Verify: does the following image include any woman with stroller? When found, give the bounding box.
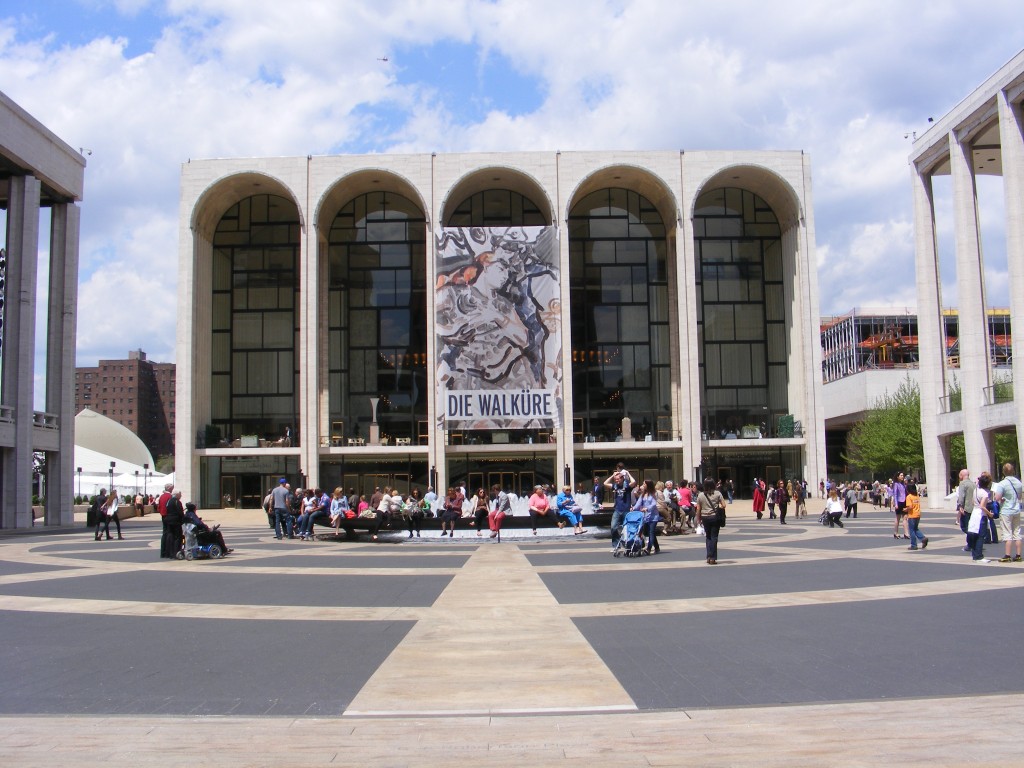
[632,479,661,554]
[696,477,727,564]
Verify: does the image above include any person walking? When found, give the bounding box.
[891,472,909,539]
[775,479,788,524]
[696,477,727,564]
[752,478,766,519]
[765,483,776,519]
[95,489,123,540]
[905,483,928,550]
[845,483,859,518]
[992,463,1022,563]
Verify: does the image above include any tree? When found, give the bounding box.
[843,376,923,476]
[155,454,175,474]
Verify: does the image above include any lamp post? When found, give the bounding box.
[134,470,139,495]
[143,463,149,498]
[109,461,116,495]
[76,467,82,499]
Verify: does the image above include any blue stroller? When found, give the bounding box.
[613,510,646,558]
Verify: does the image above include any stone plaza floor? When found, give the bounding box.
[0,501,1021,766]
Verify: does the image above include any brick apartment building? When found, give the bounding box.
[75,350,175,459]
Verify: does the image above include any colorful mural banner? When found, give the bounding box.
[435,226,562,429]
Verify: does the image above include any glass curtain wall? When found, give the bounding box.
[694,188,785,439]
[327,192,427,443]
[210,194,299,444]
[568,188,670,441]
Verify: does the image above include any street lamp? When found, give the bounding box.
[109,461,115,495]
[134,470,139,495]
[143,463,149,497]
[76,467,82,499]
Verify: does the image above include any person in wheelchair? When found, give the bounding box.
[184,502,232,553]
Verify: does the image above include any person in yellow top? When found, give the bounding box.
[906,482,928,551]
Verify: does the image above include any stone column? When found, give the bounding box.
[949,129,992,473]
[912,167,949,506]
[997,91,1024,466]
[44,202,80,526]
[1,175,41,529]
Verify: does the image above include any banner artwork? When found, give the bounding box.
[435,226,562,430]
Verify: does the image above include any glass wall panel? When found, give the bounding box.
[210,194,299,442]
[328,193,427,443]
[570,188,670,440]
[695,188,785,437]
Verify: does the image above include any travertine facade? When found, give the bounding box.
[0,90,84,527]
[910,50,1024,503]
[178,150,825,507]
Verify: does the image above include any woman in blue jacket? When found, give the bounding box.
[632,479,661,554]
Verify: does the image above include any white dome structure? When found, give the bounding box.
[74,408,156,471]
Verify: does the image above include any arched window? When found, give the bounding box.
[694,187,786,438]
[569,188,670,440]
[210,194,299,443]
[327,192,427,442]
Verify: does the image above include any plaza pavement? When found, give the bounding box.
[0,499,1021,766]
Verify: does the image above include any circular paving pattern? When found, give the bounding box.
[1,503,1021,765]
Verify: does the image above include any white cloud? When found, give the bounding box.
[2,0,1023,370]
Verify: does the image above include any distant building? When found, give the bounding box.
[75,350,175,459]
[820,308,1013,479]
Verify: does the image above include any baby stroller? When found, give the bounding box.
[613,510,647,558]
[177,522,227,560]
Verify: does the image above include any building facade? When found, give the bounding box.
[910,50,1024,504]
[0,90,84,527]
[178,151,825,508]
[75,350,176,459]
[820,307,1013,480]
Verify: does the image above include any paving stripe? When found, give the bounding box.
[344,542,637,715]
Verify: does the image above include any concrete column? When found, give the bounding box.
[299,183,319,492]
[44,203,80,526]
[677,154,701,474]
[997,91,1024,465]
[794,153,826,489]
[1,175,41,529]
[949,129,992,473]
[912,167,949,506]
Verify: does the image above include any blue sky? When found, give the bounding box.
[2,0,1024,399]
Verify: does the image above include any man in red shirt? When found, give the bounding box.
[157,483,175,558]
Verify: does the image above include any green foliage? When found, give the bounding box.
[948,432,1019,473]
[843,375,923,475]
[155,454,175,474]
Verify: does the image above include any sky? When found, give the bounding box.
[2,0,1023,396]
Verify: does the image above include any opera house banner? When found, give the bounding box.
[435,226,562,430]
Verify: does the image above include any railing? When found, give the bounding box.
[32,411,59,429]
[939,394,962,413]
[984,380,1014,405]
